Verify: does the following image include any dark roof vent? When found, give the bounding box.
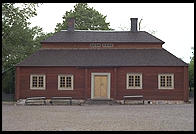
[130,18,138,32]
[67,18,75,32]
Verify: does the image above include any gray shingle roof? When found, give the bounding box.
[16,49,188,67]
[41,30,164,43]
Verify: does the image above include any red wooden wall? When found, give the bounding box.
[15,66,189,101]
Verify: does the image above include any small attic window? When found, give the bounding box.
[90,43,101,47]
[102,43,113,47]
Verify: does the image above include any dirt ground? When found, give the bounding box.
[2,101,194,131]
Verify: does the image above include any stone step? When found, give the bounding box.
[85,98,118,105]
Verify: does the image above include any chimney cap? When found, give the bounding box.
[130,18,138,20]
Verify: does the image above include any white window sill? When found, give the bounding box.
[127,87,143,89]
[58,88,73,90]
[158,87,174,90]
[30,88,46,90]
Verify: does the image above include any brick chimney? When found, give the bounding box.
[130,18,138,32]
[67,18,75,32]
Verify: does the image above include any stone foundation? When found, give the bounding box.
[145,100,186,104]
[116,100,187,105]
[16,99,188,105]
[16,99,85,105]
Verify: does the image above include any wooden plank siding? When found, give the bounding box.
[41,42,162,49]
[15,66,188,101]
[116,67,187,100]
[183,66,189,102]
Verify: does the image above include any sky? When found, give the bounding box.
[29,3,194,63]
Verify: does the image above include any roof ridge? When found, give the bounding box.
[61,30,147,32]
[41,30,164,44]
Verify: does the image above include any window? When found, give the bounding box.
[127,73,142,89]
[102,43,113,47]
[90,43,113,48]
[158,74,174,89]
[30,75,46,90]
[58,75,73,90]
[90,43,101,47]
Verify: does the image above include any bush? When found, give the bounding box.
[2,69,15,94]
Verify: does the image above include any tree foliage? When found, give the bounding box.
[2,69,15,94]
[188,47,194,88]
[2,3,53,70]
[2,3,41,69]
[2,3,52,94]
[55,3,112,32]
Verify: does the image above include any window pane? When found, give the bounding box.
[66,76,72,88]
[60,76,65,88]
[160,76,165,87]
[38,76,44,87]
[135,75,140,87]
[32,76,37,87]
[166,76,172,87]
[128,75,134,87]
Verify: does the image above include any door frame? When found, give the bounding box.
[91,73,111,99]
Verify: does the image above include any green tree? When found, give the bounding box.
[189,47,194,91]
[2,3,51,95]
[2,3,53,70]
[55,3,112,32]
[2,3,42,69]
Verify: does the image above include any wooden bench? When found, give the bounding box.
[25,97,46,105]
[50,97,72,105]
[123,95,144,104]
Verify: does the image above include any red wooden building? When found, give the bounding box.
[15,18,189,102]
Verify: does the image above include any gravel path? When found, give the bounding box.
[2,103,194,131]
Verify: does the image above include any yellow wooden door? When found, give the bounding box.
[94,75,108,98]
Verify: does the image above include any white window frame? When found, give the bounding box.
[158,74,174,89]
[126,73,142,89]
[102,43,113,47]
[90,43,101,47]
[30,74,46,90]
[58,74,74,90]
